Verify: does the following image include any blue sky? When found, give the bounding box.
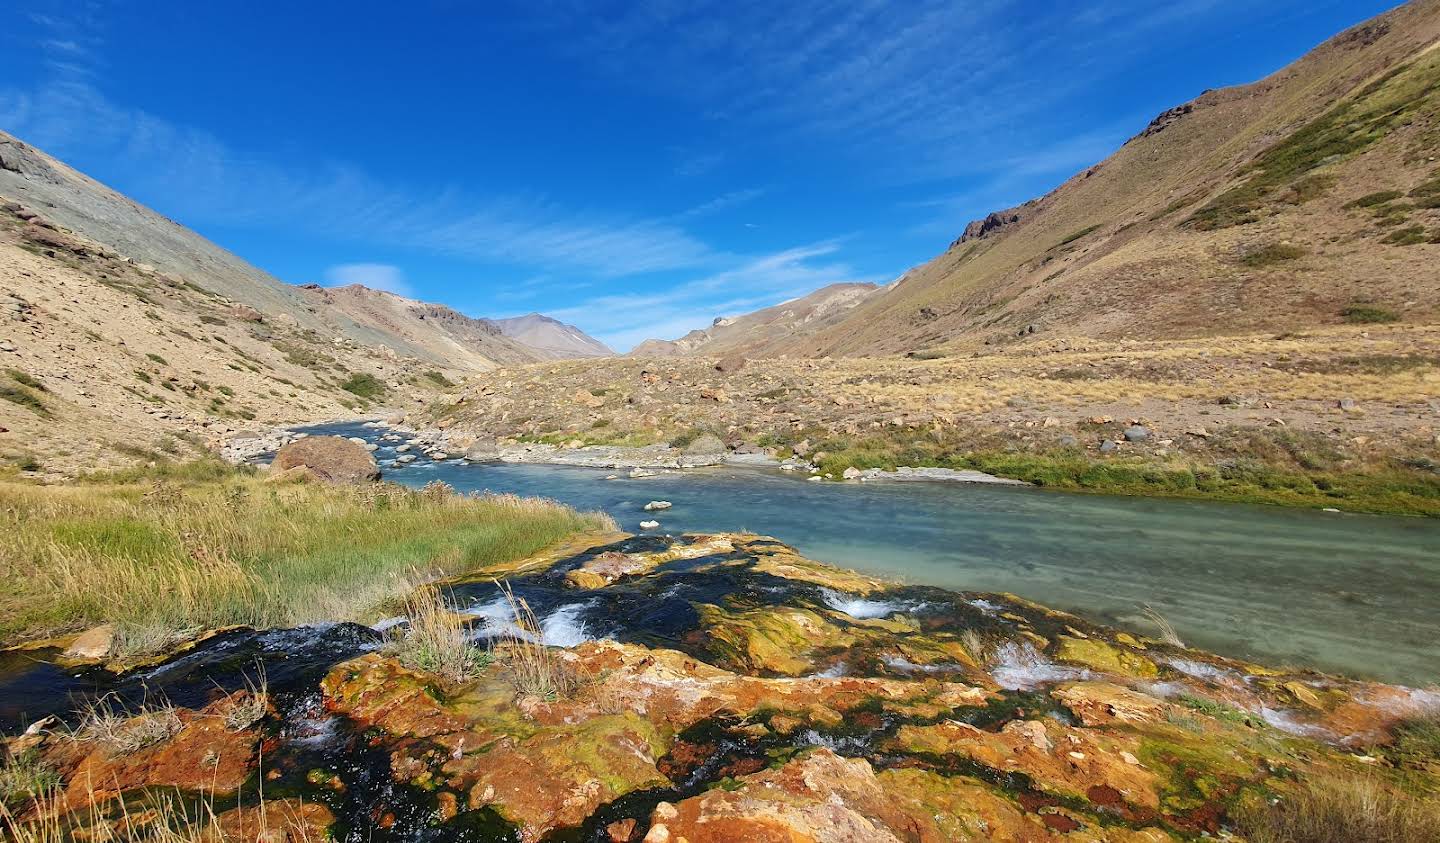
[0,1,1398,350]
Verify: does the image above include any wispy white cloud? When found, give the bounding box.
[1,75,719,279]
[323,263,413,297]
[548,241,878,351]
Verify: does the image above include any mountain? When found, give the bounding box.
[0,129,547,373]
[295,284,538,370]
[760,0,1440,357]
[493,313,613,359]
[0,129,557,475]
[630,282,883,358]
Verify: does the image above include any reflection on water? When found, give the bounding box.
[303,423,1440,687]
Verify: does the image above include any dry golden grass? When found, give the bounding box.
[0,464,614,655]
[493,579,585,701]
[1238,772,1440,843]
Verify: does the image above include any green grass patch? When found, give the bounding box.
[1382,225,1429,246]
[1239,243,1306,267]
[0,465,614,653]
[1053,224,1102,248]
[1187,51,1440,231]
[0,382,49,418]
[1346,190,1404,209]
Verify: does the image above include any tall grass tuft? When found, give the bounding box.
[391,585,491,682]
[493,579,585,701]
[0,463,613,656]
[1142,604,1185,648]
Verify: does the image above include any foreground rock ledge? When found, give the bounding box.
[8,534,1438,842]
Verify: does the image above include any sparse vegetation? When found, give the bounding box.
[1236,772,1440,843]
[74,695,183,753]
[6,369,46,391]
[1188,51,1440,230]
[0,751,60,807]
[0,463,613,653]
[1,373,51,418]
[1347,190,1404,208]
[145,353,168,365]
[1382,225,1429,246]
[1240,243,1306,267]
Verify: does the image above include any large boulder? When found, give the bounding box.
[271,436,380,483]
[682,433,726,455]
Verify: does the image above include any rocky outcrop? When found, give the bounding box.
[270,435,380,483]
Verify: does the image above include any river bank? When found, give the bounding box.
[3,532,1437,842]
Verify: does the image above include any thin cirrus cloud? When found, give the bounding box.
[546,241,877,351]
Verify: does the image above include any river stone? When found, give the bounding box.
[1099,439,1118,454]
[682,433,726,455]
[64,623,117,661]
[643,500,672,511]
[272,436,380,484]
[1123,425,1150,442]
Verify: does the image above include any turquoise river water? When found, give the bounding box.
[303,422,1440,688]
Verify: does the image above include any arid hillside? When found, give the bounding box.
[639,1,1440,359]
[631,282,884,357]
[0,201,489,475]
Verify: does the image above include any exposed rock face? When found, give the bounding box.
[955,202,1038,244]
[271,435,380,483]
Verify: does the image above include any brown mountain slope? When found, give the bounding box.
[774,0,1440,357]
[630,282,884,357]
[295,284,539,371]
[493,313,613,359]
[0,129,549,372]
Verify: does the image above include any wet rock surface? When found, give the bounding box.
[4,534,1437,841]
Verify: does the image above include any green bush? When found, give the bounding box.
[1342,305,1400,324]
[145,353,168,365]
[340,372,386,399]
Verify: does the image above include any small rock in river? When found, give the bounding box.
[643,500,672,511]
[639,520,660,530]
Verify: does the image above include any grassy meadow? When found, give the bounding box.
[0,461,614,656]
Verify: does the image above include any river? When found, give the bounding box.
[303,421,1440,688]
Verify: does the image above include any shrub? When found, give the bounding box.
[145,353,167,365]
[1342,305,1400,324]
[1240,243,1307,267]
[340,372,386,399]
[422,370,456,389]
[198,314,226,326]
